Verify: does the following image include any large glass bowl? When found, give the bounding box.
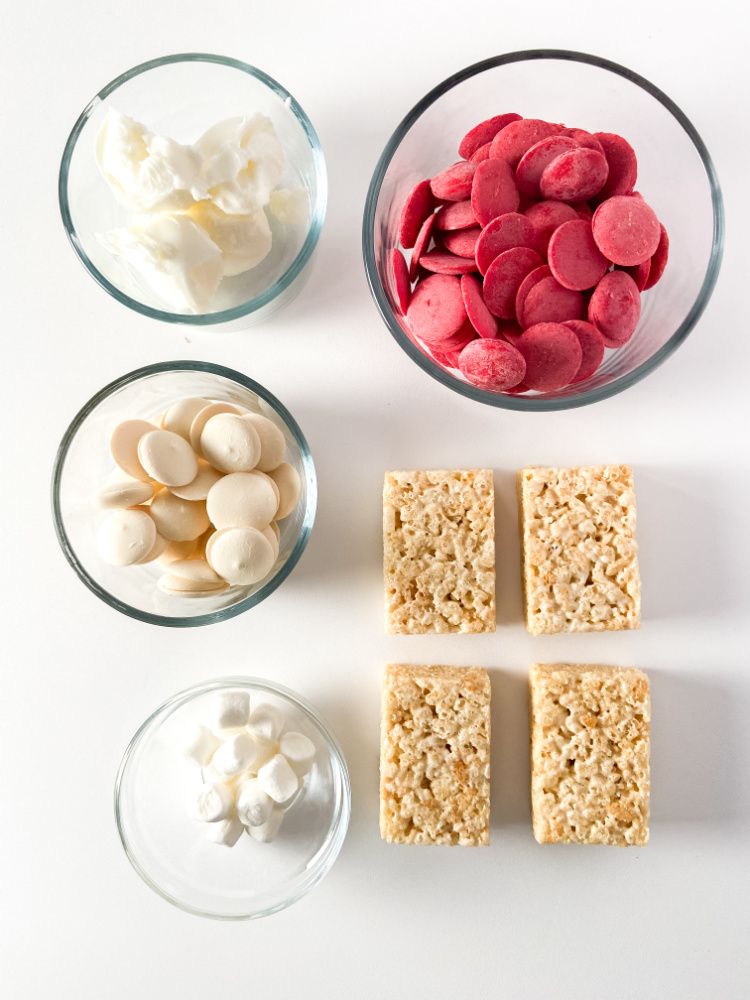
[59,54,326,330]
[363,50,724,410]
[51,361,316,627]
[115,677,351,919]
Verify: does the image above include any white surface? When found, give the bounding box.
[1,2,749,998]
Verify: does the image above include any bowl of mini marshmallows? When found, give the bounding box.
[363,49,723,409]
[51,361,316,626]
[115,677,350,919]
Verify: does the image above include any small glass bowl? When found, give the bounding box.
[51,361,316,627]
[59,53,326,329]
[363,49,724,410]
[115,677,351,920]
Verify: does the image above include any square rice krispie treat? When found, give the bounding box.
[529,663,650,846]
[518,464,641,635]
[380,664,491,845]
[383,469,495,634]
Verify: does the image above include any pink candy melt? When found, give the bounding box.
[521,275,583,328]
[592,195,661,266]
[515,136,578,198]
[592,132,638,200]
[562,319,605,383]
[482,247,543,319]
[430,161,478,201]
[588,270,641,347]
[643,224,669,290]
[471,158,520,227]
[547,219,610,291]
[515,322,583,391]
[406,274,466,344]
[515,264,552,327]
[390,249,411,313]
[409,212,437,281]
[443,227,482,258]
[398,180,434,250]
[489,119,562,168]
[458,112,522,159]
[461,274,498,339]
[458,338,526,391]
[419,251,478,275]
[435,200,477,230]
[539,147,609,202]
[475,213,542,274]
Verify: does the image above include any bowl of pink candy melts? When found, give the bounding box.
[363,50,723,409]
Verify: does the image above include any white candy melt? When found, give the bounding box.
[200,415,261,474]
[110,419,154,481]
[137,430,198,487]
[210,690,251,731]
[206,472,278,531]
[186,781,233,822]
[280,732,316,777]
[235,777,273,827]
[175,723,222,767]
[212,733,257,778]
[243,414,286,473]
[149,492,209,542]
[246,703,285,743]
[257,754,299,804]
[97,508,156,566]
[205,814,244,847]
[99,214,223,314]
[208,526,275,586]
[268,462,302,519]
[87,480,155,510]
[248,806,284,843]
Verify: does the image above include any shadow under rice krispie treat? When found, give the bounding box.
[380,664,491,845]
[529,663,650,846]
[518,464,641,635]
[383,469,495,634]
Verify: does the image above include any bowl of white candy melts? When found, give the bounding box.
[51,361,316,627]
[59,54,326,329]
[115,678,350,919]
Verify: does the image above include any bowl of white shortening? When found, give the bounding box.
[59,54,327,329]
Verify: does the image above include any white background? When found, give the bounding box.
[1,1,748,997]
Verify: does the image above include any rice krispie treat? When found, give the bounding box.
[529,663,650,846]
[383,469,495,634]
[518,464,641,635]
[380,664,491,845]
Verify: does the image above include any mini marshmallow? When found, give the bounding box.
[212,733,257,778]
[186,781,233,822]
[246,702,285,743]
[235,777,273,827]
[205,814,244,847]
[175,723,222,767]
[257,753,299,804]
[248,805,284,843]
[247,738,280,774]
[279,731,316,777]
[210,690,251,731]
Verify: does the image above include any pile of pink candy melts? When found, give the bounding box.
[391,113,669,394]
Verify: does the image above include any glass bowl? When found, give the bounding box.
[51,361,316,627]
[362,49,724,410]
[115,677,351,920]
[59,53,327,330]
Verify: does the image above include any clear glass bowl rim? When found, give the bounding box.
[50,360,317,627]
[58,52,328,326]
[114,675,352,920]
[362,48,725,411]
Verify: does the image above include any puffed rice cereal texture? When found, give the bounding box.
[518,465,641,635]
[530,663,650,846]
[383,469,495,634]
[380,664,491,845]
